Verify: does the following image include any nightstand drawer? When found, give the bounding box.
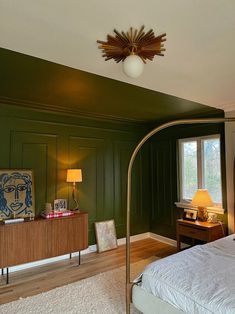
[178,225,207,241]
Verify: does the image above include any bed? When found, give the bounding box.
[126,117,235,314]
[132,235,235,314]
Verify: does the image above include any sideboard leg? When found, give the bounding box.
[78,251,81,266]
[6,268,9,284]
[69,253,72,259]
[1,268,4,276]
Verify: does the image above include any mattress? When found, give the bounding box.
[139,234,235,314]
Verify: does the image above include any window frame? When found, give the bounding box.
[178,134,222,207]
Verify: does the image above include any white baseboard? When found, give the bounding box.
[149,232,189,249]
[117,232,150,245]
[149,232,177,247]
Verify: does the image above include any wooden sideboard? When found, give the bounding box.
[0,212,88,283]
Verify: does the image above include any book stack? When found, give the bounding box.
[41,210,75,219]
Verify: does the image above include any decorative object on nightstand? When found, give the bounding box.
[207,212,218,223]
[183,208,197,221]
[191,189,213,222]
[66,169,82,211]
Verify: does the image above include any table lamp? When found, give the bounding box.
[66,169,82,211]
[191,189,213,221]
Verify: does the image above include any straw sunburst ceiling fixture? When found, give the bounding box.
[97,26,166,78]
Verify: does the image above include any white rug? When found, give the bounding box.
[0,258,156,314]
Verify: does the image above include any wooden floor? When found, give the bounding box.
[0,238,177,305]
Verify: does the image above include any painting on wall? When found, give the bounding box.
[95,219,118,253]
[0,169,35,219]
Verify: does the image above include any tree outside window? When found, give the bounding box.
[179,135,222,205]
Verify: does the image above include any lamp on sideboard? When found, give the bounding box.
[66,169,82,211]
[191,189,213,221]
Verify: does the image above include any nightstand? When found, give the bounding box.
[176,219,225,251]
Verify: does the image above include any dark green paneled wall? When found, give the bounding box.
[149,123,226,239]
[0,103,150,244]
[0,102,225,244]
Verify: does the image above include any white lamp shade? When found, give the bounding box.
[191,189,213,207]
[66,169,82,183]
[123,55,144,78]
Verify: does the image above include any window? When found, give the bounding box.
[179,135,222,205]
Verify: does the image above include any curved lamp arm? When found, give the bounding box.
[126,117,235,314]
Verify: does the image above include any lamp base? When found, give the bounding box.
[70,208,80,213]
[71,195,80,212]
[197,207,207,222]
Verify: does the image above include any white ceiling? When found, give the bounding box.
[0,0,235,111]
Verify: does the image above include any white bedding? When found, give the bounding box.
[139,234,235,314]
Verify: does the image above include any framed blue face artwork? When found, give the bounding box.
[0,169,35,219]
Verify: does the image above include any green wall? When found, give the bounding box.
[0,102,225,243]
[149,123,226,239]
[0,103,151,244]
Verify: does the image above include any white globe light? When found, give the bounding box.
[123,55,144,78]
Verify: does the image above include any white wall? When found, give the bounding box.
[225,111,235,233]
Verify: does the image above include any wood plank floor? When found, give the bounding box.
[0,238,177,305]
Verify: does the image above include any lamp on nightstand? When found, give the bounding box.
[191,189,213,221]
[66,169,82,211]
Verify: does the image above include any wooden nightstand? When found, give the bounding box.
[176,219,225,251]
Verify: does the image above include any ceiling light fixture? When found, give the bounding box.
[97,26,166,78]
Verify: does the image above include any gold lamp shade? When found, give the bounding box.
[66,169,82,183]
[191,189,213,207]
[191,189,213,221]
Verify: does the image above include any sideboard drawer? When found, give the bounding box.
[178,225,207,241]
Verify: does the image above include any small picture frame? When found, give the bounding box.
[95,219,118,253]
[54,199,67,211]
[183,209,197,221]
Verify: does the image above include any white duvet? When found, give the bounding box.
[140,234,235,313]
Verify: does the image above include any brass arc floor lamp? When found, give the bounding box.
[126,117,235,314]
